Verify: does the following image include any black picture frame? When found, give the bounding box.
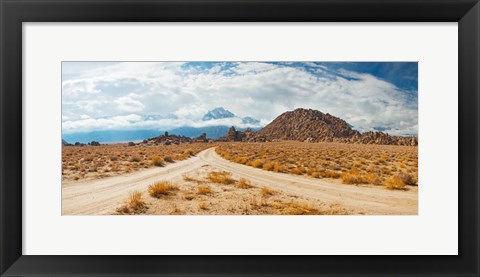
[1,0,479,276]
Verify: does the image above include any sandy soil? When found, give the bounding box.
[62,147,417,215]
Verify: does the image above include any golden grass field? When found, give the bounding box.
[62,143,217,181]
[216,141,418,190]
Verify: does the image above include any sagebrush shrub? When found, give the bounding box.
[148,181,178,197]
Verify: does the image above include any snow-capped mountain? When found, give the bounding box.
[201,107,235,121]
[202,107,260,126]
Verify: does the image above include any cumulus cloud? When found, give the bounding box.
[62,62,418,136]
[114,93,145,112]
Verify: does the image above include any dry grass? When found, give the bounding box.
[246,191,350,215]
[62,143,216,181]
[116,191,147,214]
[260,187,275,197]
[383,175,407,190]
[341,169,381,185]
[271,201,321,215]
[148,181,179,198]
[151,156,165,167]
[290,167,306,175]
[269,201,347,215]
[262,161,276,171]
[216,141,417,189]
[250,159,264,168]
[235,156,249,164]
[207,171,235,185]
[237,178,253,189]
[196,185,212,195]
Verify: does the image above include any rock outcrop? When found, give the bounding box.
[248,108,417,146]
[219,126,245,142]
[140,133,193,145]
[256,108,359,142]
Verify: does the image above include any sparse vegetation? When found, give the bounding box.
[237,178,253,189]
[62,143,216,181]
[207,171,235,185]
[216,141,417,189]
[196,185,212,195]
[269,201,344,215]
[66,140,415,215]
[151,156,165,167]
[341,169,381,185]
[260,187,275,197]
[184,148,194,156]
[116,191,147,214]
[247,195,349,215]
[250,159,264,168]
[148,181,179,198]
[383,175,407,190]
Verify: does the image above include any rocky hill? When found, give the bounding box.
[348,131,417,146]
[256,108,360,142]
[221,108,417,146]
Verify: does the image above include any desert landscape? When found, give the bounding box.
[62,61,418,215]
[62,109,418,215]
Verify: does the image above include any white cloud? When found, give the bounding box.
[62,114,144,132]
[174,106,208,120]
[62,62,417,136]
[114,93,145,112]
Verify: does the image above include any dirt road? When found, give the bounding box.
[62,147,417,215]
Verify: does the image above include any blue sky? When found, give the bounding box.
[62,62,418,136]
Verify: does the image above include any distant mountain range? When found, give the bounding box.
[62,107,261,143]
[62,107,417,146]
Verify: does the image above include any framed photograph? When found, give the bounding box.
[60,60,419,216]
[1,0,478,276]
